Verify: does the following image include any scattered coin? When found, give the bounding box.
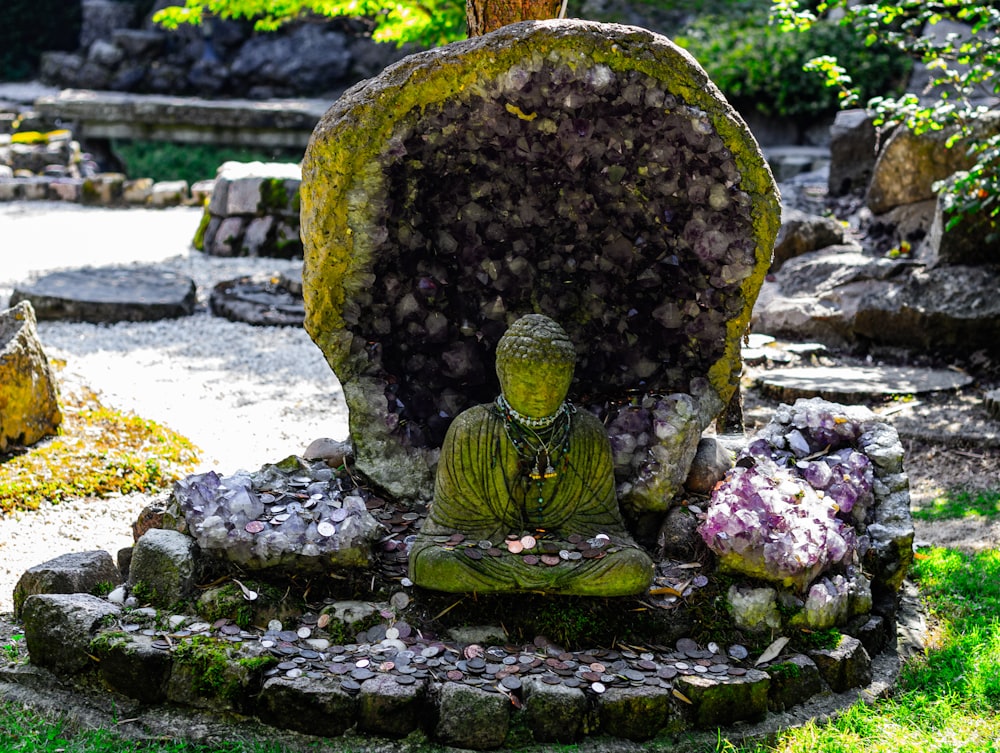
[520,535,537,550]
[297,627,312,639]
[245,520,265,534]
[316,521,336,537]
[591,681,606,694]
[541,554,561,567]
[464,548,484,560]
[522,555,539,565]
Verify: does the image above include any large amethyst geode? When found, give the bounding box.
[699,398,904,592]
[302,20,779,504]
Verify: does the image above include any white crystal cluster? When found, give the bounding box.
[700,399,878,590]
[173,460,381,570]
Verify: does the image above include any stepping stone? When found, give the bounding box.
[755,365,973,403]
[209,274,304,327]
[10,267,196,322]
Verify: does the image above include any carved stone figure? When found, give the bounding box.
[410,314,654,595]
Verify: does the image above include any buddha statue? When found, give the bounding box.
[409,314,654,595]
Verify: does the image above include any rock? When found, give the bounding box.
[683,437,733,495]
[111,29,166,59]
[755,365,973,404]
[675,669,770,728]
[924,183,1000,266]
[21,593,121,674]
[986,388,1000,419]
[166,639,261,712]
[302,437,352,465]
[357,674,426,738]
[865,113,1000,214]
[727,584,781,632]
[149,180,189,206]
[81,0,136,49]
[82,173,125,204]
[128,528,200,607]
[433,682,510,750]
[763,654,824,712]
[772,207,847,271]
[521,675,588,743]
[828,109,877,197]
[92,633,173,703]
[10,267,196,323]
[88,39,124,68]
[301,19,779,503]
[656,505,702,560]
[598,684,678,741]
[446,626,509,646]
[209,216,245,256]
[122,177,153,204]
[808,634,872,693]
[12,550,120,619]
[258,676,357,736]
[0,301,62,452]
[208,274,305,327]
[845,614,888,657]
[229,24,351,95]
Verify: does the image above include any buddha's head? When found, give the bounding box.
[495,314,575,419]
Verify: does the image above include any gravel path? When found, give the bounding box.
[0,202,349,613]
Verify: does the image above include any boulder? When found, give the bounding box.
[301,19,780,504]
[763,654,824,712]
[13,550,120,619]
[21,593,121,674]
[866,112,1000,214]
[828,109,877,197]
[772,207,847,271]
[260,676,367,737]
[128,528,200,607]
[521,675,588,743]
[433,682,510,749]
[0,301,62,452]
[357,674,426,738]
[923,183,1000,266]
[597,684,678,741]
[229,24,352,95]
[675,669,770,728]
[808,634,872,693]
[92,633,174,703]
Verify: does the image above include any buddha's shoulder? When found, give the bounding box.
[571,407,607,436]
[446,403,498,434]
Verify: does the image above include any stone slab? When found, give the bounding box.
[208,275,304,327]
[756,366,973,403]
[13,550,120,619]
[10,267,196,323]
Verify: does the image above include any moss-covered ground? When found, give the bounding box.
[0,377,199,514]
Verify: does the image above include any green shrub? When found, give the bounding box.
[674,8,911,119]
[112,140,301,184]
[0,0,81,81]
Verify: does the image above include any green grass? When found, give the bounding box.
[112,141,301,186]
[912,490,1000,522]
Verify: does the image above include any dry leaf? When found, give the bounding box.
[755,636,790,666]
[672,689,692,704]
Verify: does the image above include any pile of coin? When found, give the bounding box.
[133,611,752,698]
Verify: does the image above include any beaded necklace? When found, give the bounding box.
[495,395,574,525]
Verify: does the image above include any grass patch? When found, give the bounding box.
[714,546,1000,753]
[0,384,199,515]
[113,140,301,186]
[912,489,1000,522]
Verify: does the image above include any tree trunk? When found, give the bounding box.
[466,0,563,37]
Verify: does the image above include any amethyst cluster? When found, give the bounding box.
[351,62,756,450]
[172,460,381,571]
[699,400,876,590]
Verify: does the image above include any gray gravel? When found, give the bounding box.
[0,202,349,613]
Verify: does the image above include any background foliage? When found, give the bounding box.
[113,140,301,184]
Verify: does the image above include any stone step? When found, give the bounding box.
[755,365,973,403]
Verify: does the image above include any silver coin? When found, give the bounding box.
[317,521,336,537]
[331,508,349,523]
[591,681,606,694]
[395,674,416,685]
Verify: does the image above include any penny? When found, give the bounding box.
[506,539,524,554]
[520,535,537,550]
[582,671,601,682]
[522,555,539,565]
[581,549,604,559]
[464,548,484,560]
[567,533,582,544]
[541,554,561,567]
[464,645,485,659]
[500,675,522,691]
[487,548,503,557]
[589,662,606,672]
[316,521,336,537]
[245,520,265,534]
[448,533,466,543]
[446,670,464,681]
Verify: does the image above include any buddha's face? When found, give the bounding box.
[497,359,573,419]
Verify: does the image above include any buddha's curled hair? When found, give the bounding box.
[495,314,576,369]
